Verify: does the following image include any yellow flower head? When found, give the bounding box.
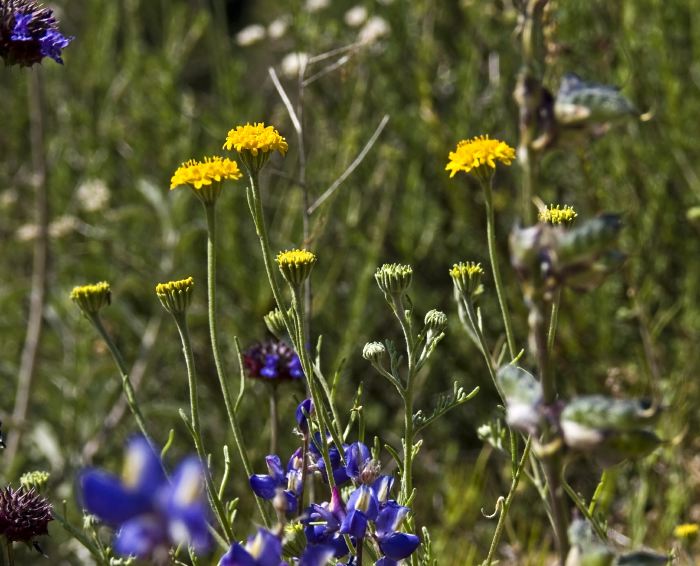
[70,282,111,315]
[450,261,484,298]
[223,122,287,175]
[674,523,699,539]
[155,277,195,314]
[446,135,515,180]
[170,156,241,204]
[539,204,578,225]
[375,263,413,297]
[276,249,317,287]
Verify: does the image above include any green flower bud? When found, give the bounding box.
[282,521,307,559]
[375,263,413,297]
[155,277,194,314]
[424,309,447,335]
[19,471,50,493]
[449,261,484,299]
[277,249,317,288]
[362,341,386,365]
[70,282,111,315]
[264,308,288,340]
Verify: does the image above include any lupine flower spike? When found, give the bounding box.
[0,0,73,66]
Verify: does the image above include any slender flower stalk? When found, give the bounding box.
[481,178,517,360]
[202,202,272,528]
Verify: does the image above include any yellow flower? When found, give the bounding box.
[170,156,241,205]
[446,135,515,180]
[155,277,195,314]
[450,261,484,298]
[277,249,317,287]
[674,523,699,539]
[539,204,578,225]
[223,122,288,156]
[70,282,111,315]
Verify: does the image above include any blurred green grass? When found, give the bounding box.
[1,0,699,563]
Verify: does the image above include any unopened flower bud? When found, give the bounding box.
[375,263,412,297]
[155,277,194,314]
[449,262,484,298]
[424,309,447,339]
[264,308,288,340]
[282,522,307,558]
[19,471,50,493]
[276,249,317,288]
[538,204,577,225]
[362,342,386,365]
[70,282,111,315]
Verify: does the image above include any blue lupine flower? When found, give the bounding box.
[374,501,420,560]
[339,485,379,539]
[303,487,349,558]
[296,398,314,434]
[249,450,303,515]
[78,436,211,560]
[309,433,349,486]
[219,528,284,566]
[244,340,304,382]
[0,0,73,66]
[300,545,335,566]
[345,442,374,483]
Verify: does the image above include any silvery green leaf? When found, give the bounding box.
[496,364,542,405]
[555,74,638,127]
[560,395,659,432]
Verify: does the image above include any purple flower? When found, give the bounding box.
[243,340,304,382]
[78,436,211,559]
[219,528,284,566]
[249,450,303,515]
[0,0,73,66]
[296,398,314,434]
[309,433,349,486]
[303,487,349,558]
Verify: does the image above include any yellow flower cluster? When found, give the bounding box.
[223,123,288,156]
[539,204,578,225]
[155,277,195,295]
[70,282,111,314]
[450,262,484,297]
[446,136,515,178]
[170,157,242,191]
[155,277,195,314]
[277,249,317,287]
[449,261,484,280]
[674,523,699,539]
[277,249,317,267]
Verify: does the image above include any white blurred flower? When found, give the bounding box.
[281,52,309,78]
[305,0,329,12]
[76,178,110,212]
[236,24,266,47]
[50,215,79,238]
[358,16,390,44]
[268,16,290,40]
[344,5,368,27]
[16,224,38,241]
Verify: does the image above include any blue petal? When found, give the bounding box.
[113,515,168,558]
[79,469,152,525]
[295,399,313,433]
[375,501,410,536]
[265,455,286,483]
[247,529,283,566]
[250,474,278,500]
[339,509,368,539]
[123,435,166,495]
[371,476,395,505]
[374,558,399,566]
[10,14,32,41]
[300,545,335,566]
[345,442,370,480]
[346,485,378,520]
[219,544,257,566]
[378,532,420,560]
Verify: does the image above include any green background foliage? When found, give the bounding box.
[1,0,699,563]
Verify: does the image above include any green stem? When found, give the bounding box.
[172,311,234,542]
[401,388,414,504]
[482,180,517,360]
[547,289,562,356]
[203,202,271,529]
[463,299,504,403]
[88,314,151,444]
[5,540,13,566]
[52,509,106,564]
[484,437,532,566]
[562,479,607,541]
[269,384,278,455]
[588,470,609,516]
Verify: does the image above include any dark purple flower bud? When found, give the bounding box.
[243,340,304,382]
[0,486,52,543]
[296,398,313,434]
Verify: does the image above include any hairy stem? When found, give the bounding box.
[203,202,271,528]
